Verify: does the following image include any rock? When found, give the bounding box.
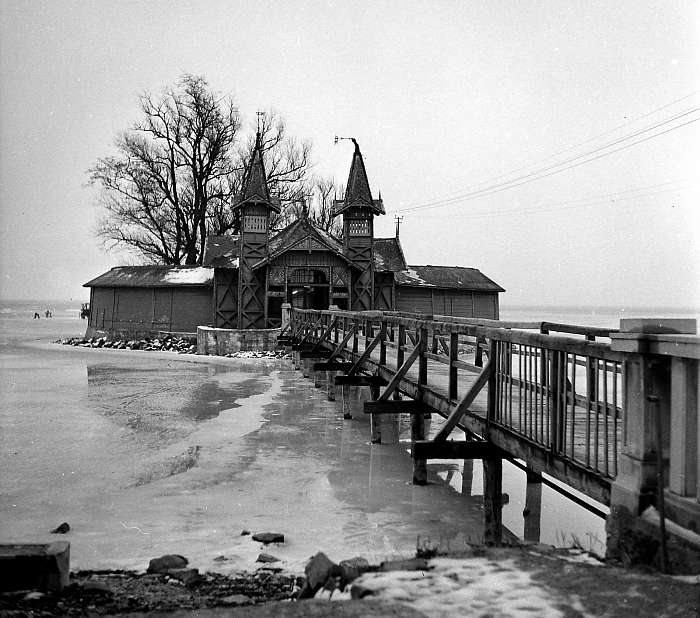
[339,556,371,582]
[221,593,251,605]
[298,551,338,599]
[240,530,251,536]
[213,555,228,562]
[23,591,45,600]
[379,557,431,572]
[252,532,284,544]
[256,553,280,563]
[146,554,188,573]
[167,568,201,586]
[350,583,375,599]
[79,579,113,594]
[51,522,70,534]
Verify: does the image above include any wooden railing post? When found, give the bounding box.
[449,331,459,401]
[418,325,428,399]
[549,350,565,454]
[379,320,387,367]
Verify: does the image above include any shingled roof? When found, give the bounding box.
[395,265,505,292]
[233,132,281,213]
[373,237,407,272]
[203,235,240,268]
[332,140,385,217]
[84,266,214,288]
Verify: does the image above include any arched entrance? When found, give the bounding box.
[288,268,329,310]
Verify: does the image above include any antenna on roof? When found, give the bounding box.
[394,215,403,239]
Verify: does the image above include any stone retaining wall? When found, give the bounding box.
[197,326,281,355]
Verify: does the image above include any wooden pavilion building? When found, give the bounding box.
[84,138,504,338]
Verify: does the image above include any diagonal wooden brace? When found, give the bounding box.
[347,331,383,376]
[327,324,358,363]
[377,336,423,401]
[433,358,493,442]
[297,316,324,347]
[310,317,338,353]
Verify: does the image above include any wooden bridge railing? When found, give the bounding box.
[286,307,632,505]
[285,306,699,561]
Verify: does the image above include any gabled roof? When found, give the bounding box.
[202,235,240,268]
[373,237,408,272]
[84,266,214,288]
[332,139,385,217]
[233,132,281,213]
[254,218,353,269]
[395,265,505,292]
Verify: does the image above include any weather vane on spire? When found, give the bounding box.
[334,136,358,149]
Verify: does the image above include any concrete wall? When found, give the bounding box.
[197,326,281,355]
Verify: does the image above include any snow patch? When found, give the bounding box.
[162,268,214,284]
[352,557,566,617]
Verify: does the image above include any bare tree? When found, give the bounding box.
[275,176,343,236]
[89,75,313,264]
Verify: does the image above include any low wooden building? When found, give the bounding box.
[84,138,503,337]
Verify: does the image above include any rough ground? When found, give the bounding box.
[1,546,698,617]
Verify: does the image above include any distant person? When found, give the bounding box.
[34,312,40,319]
[45,310,50,318]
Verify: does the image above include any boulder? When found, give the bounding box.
[146,554,188,574]
[252,532,284,544]
[256,553,280,564]
[298,552,338,599]
[339,556,371,582]
[167,568,201,586]
[51,522,70,534]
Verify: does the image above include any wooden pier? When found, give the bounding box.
[284,305,700,570]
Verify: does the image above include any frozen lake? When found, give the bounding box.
[0,304,607,575]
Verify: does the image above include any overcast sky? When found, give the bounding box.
[1,0,698,309]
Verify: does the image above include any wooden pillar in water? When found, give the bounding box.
[461,458,474,495]
[411,410,427,485]
[483,456,503,545]
[523,469,543,543]
[370,383,382,443]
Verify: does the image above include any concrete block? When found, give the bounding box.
[0,542,70,592]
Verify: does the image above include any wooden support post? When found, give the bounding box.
[483,456,503,545]
[523,469,543,543]
[462,458,474,495]
[412,412,427,484]
[370,382,382,443]
[352,320,359,353]
[449,331,459,401]
[347,332,383,376]
[475,335,485,368]
[379,320,387,367]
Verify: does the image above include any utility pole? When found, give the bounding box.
[394,215,404,238]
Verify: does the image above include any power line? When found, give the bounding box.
[394,90,700,213]
[394,109,700,214]
[440,182,694,221]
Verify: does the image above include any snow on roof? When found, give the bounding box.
[395,265,505,292]
[163,267,214,284]
[84,266,214,288]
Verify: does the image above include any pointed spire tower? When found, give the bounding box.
[233,132,280,329]
[333,139,384,311]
